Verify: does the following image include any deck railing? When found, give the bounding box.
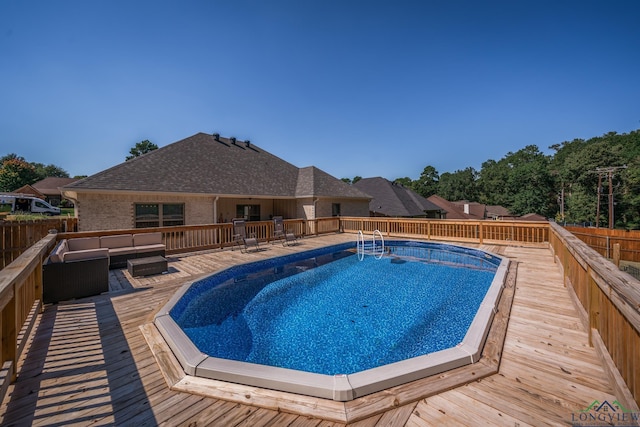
[56,218,320,255]
[0,217,638,408]
[0,233,56,403]
[550,223,640,408]
[339,217,550,245]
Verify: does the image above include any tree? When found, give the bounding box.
[437,167,478,201]
[341,177,352,184]
[0,157,39,191]
[126,140,158,161]
[393,177,414,188]
[413,166,439,198]
[32,162,70,179]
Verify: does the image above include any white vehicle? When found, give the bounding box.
[0,194,61,216]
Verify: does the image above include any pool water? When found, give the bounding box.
[171,243,496,375]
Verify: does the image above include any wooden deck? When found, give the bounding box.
[0,234,623,426]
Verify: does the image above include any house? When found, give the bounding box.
[32,177,79,206]
[61,133,371,231]
[452,201,487,219]
[427,195,481,219]
[518,213,548,221]
[11,184,46,200]
[486,204,515,220]
[352,177,444,218]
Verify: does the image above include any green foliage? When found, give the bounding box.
[393,177,414,188]
[438,168,478,201]
[0,157,39,192]
[413,166,439,198]
[0,153,70,192]
[126,140,158,161]
[367,129,638,228]
[32,162,69,179]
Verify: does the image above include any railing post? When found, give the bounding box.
[479,222,484,244]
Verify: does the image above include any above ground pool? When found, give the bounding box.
[155,239,509,401]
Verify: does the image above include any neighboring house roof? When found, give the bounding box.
[452,201,486,219]
[353,177,443,217]
[32,177,79,196]
[519,213,548,221]
[11,184,45,199]
[64,133,370,200]
[427,195,478,219]
[486,205,512,219]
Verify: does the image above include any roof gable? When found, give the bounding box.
[296,167,370,199]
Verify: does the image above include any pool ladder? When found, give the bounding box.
[357,230,385,261]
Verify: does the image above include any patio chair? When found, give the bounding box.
[273,216,299,246]
[232,218,260,253]
[283,230,299,246]
[272,216,285,244]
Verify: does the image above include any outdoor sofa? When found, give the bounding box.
[43,232,165,303]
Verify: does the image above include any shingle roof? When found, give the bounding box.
[426,195,471,219]
[353,177,443,217]
[296,167,370,198]
[452,201,486,219]
[32,177,79,195]
[65,133,370,200]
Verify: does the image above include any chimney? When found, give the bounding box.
[464,203,470,214]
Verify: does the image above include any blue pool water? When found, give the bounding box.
[170,241,499,375]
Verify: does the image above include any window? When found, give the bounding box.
[236,204,260,221]
[135,203,184,228]
[332,203,341,217]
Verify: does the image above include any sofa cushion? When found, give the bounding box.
[134,244,166,255]
[133,232,163,246]
[49,240,68,263]
[62,248,109,262]
[67,237,100,251]
[100,234,133,249]
[108,246,138,256]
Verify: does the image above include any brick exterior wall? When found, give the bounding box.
[75,193,370,231]
[76,193,216,231]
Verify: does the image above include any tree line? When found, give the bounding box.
[344,129,640,229]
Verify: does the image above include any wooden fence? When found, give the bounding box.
[565,226,640,263]
[550,223,640,408]
[1,218,77,270]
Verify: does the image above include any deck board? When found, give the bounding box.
[0,234,627,426]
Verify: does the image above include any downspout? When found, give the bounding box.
[213,196,220,245]
[313,197,318,235]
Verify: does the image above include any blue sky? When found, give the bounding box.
[1,1,639,181]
